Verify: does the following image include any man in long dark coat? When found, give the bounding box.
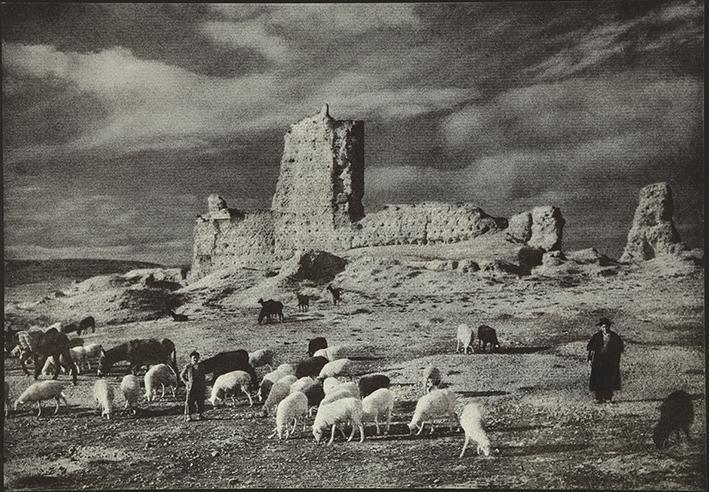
[587,317,624,403]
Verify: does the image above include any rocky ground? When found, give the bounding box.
[3,250,706,490]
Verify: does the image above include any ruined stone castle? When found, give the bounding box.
[191,105,564,279]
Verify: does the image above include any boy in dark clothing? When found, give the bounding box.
[181,350,207,421]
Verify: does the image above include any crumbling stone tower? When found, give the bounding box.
[271,104,364,258]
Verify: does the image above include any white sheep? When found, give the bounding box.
[93,380,115,419]
[262,375,297,416]
[313,348,329,359]
[325,345,346,361]
[318,358,354,380]
[459,402,491,458]
[249,349,276,371]
[144,364,178,401]
[4,381,10,418]
[456,324,475,354]
[323,377,342,395]
[257,368,290,402]
[313,397,365,445]
[120,375,141,414]
[422,365,442,393]
[209,370,253,407]
[361,388,394,435]
[290,376,315,394]
[268,391,308,440]
[83,343,103,370]
[408,388,459,435]
[276,363,295,375]
[319,387,358,408]
[41,355,76,375]
[14,381,67,417]
[70,347,88,373]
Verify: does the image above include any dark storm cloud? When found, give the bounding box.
[2,1,704,263]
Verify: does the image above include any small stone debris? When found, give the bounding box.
[211,451,220,458]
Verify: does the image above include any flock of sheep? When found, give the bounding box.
[4,321,496,459]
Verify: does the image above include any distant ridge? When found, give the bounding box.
[4,258,163,287]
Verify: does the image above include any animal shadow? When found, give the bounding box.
[500,443,590,457]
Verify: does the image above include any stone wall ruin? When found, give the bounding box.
[190,105,565,280]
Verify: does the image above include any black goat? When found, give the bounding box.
[297,293,310,312]
[258,299,284,324]
[327,285,344,305]
[653,390,694,450]
[307,337,328,357]
[295,356,329,379]
[200,350,258,391]
[358,374,391,398]
[169,310,188,322]
[477,325,500,352]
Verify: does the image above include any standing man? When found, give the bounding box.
[587,317,624,403]
[181,350,206,421]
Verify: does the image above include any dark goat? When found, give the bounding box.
[303,380,325,408]
[97,338,177,378]
[358,374,391,398]
[477,325,500,352]
[20,328,78,385]
[169,310,188,322]
[60,316,96,336]
[653,390,694,450]
[258,299,284,324]
[296,356,329,379]
[200,350,258,390]
[297,293,310,312]
[307,337,328,357]
[327,285,344,305]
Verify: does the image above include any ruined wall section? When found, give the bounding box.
[351,202,508,248]
[191,210,275,279]
[271,105,364,258]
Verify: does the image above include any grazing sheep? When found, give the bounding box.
[248,349,276,371]
[313,397,364,445]
[42,354,78,375]
[4,381,10,417]
[297,294,310,312]
[120,375,141,414]
[653,390,694,450]
[290,376,315,394]
[422,365,442,393]
[459,402,491,457]
[323,377,342,395]
[14,381,67,417]
[70,346,88,373]
[209,370,253,407]
[83,343,103,370]
[318,358,354,380]
[144,364,178,401]
[258,368,291,402]
[313,348,329,359]
[325,345,347,361]
[456,324,475,354]
[257,299,284,324]
[307,337,328,357]
[408,389,459,435]
[262,375,298,416]
[269,391,309,440]
[326,285,344,306]
[361,388,394,435]
[93,380,115,419]
[276,363,295,375]
[358,374,391,399]
[320,386,361,408]
[477,325,500,352]
[169,309,188,322]
[296,356,329,379]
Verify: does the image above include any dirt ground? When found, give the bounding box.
[3,256,706,490]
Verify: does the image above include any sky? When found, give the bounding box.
[2,2,704,266]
